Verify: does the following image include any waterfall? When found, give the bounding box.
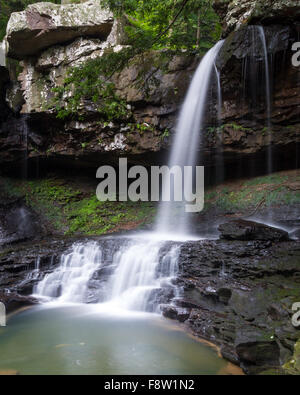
[156,40,224,235]
[19,257,41,287]
[34,242,103,303]
[257,26,272,174]
[107,240,179,311]
[34,41,225,313]
[243,27,273,175]
[214,64,224,184]
[34,238,180,312]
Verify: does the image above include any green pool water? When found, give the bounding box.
[0,305,230,375]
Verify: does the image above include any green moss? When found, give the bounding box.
[221,123,252,132]
[1,177,156,236]
[283,340,300,375]
[204,171,300,213]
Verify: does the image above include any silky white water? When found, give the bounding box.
[108,240,179,311]
[257,26,272,174]
[156,40,224,235]
[34,239,180,312]
[34,242,103,303]
[214,63,224,184]
[34,42,224,313]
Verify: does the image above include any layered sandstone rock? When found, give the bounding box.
[213,0,300,35]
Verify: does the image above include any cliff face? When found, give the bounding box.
[213,0,300,35]
[0,1,198,169]
[213,23,300,167]
[0,0,299,173]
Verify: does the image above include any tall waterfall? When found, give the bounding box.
[156,40,224,235]
[257,26,272,174]
[34,41,224,313]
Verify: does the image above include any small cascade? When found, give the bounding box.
[257,26,272,174]
[156,40,224,235]
[34,242,103,303]
[27,257,41,282]
[242,26,273,175]
[17,207,30,237]
[107,240,179,312]
[214,64,224,184]
[34,238,180,312]
[18,257,41,289]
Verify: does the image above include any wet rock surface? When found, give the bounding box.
[0,50,196,168]
[165,238,300,374]
[0,195,45,246]
[218,220,290,241]
[0,223,299,374]
[0,292,38,314]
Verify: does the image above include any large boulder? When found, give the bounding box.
[213,0,300,35]
[218,219,290,241]
[6,1,119,59]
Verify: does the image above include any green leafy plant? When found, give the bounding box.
[52,50,132,121]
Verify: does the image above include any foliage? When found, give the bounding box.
[52,49,132,120]
[103,0,221,53]
[0,0,60,40]
[2,1,221,120]
[1,177,157,236]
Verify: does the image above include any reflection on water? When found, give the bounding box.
[0,306,229,375]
